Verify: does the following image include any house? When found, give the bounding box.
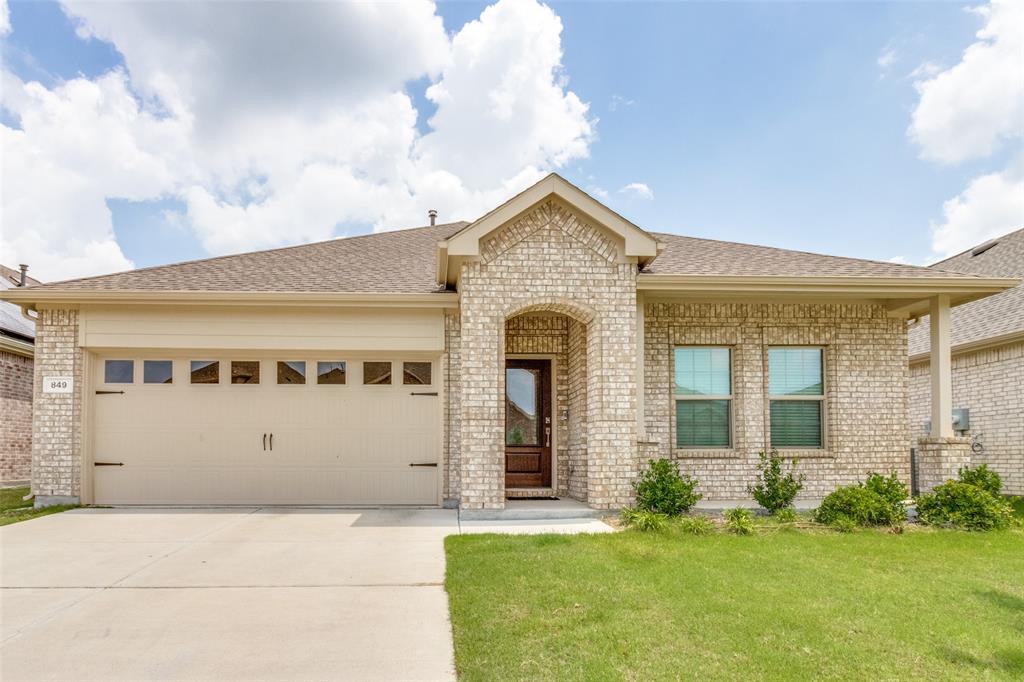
[908,228,1024,495]
[2,175,1017,510]
[1,264,40,485]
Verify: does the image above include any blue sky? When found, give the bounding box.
[2,0,1021,280]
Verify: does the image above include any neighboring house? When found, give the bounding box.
[908,228,1024,495]
[1,264,40,484]
[2,175,1016,509]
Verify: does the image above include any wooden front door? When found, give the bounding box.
[504,359,552,488]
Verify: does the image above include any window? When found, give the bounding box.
[143,360,173,384]
[403,361,431,385]
[231,361,260,384]
[363,361,391,385]
[317,362,346,385]
[674,348,731,448]
[768,347,825,448]
[104,360,134,384]
[190,361,219,384]
[277,361,306,385]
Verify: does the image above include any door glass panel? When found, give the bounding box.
[363,362,392,385]
[143,360,173,384]
[506,368,540,445]
[317,361,346,384]
[104,360,134,384]
[402,361,432,385]
[190,361,219,384]
[277,361,306,384]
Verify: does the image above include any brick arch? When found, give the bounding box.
[502,298,597,326]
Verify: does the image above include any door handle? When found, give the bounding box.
[545,426,551,448]
[269,433,273,451]
[409,462,438,467]
[263,433,267,451]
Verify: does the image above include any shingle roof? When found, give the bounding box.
[908,228,1024,357]
[16,215,991,299]
[0,264,39,340]
[645,233,980,279]
[25,222,468,294]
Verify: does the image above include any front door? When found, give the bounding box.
[504,359,552,488]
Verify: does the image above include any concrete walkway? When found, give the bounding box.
[0,507,612,682]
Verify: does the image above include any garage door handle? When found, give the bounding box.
[263,433,267,451]
[410,392,438,396]
[94,461,124,466]
[409,462,438,467]
[269,433,273,451]
[95,390,125,395]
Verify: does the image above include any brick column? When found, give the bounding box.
[915,436,970,493]
[32,308,84,507]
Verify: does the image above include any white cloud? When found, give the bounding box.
[609,94,634,111]
[877,46,897,70]
[930,157,1024,258]
[619,182,653,200]
[886,256,909,265]
[0,0,10,36]
[907,61,942,80]
[909,1,1024,164]
[1,0,596,278]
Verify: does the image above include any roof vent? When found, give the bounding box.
[428,209,438,226]
[18,264,28,287]
[971,240,998,257]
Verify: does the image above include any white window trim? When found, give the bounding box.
[673,346,734,450]
[767,345,827,450]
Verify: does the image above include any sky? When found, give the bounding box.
[1,0,1022,282]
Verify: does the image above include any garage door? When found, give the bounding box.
[91,356,440,505]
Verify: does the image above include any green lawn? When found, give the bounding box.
[0,486,77,526]
[446,524,1024,681]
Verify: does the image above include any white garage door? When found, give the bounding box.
[91,355,440,505]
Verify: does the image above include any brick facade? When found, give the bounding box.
[641,302,910,500]
[0,350,34,482]
[455,199,637,510]
[908,341,1024,494]
[30,308,84,504]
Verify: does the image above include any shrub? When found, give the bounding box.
[723,507,755,535]
[620,507,669,532]
[916,481,1013,531]
[748,450,805,513]
[773,507,798,524]
[677,516,715,535]
[814,473,907,528]
[958,464,1002,496]
[634,459,702,516]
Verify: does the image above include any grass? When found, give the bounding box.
[445,522,1024,681]
[0,486,77,526]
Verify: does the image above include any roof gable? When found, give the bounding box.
[439,174,659,283]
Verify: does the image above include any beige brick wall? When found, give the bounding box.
[456,199,637,509]
[909,341,1024,494]
[0,349,34,482]
[31,309,84,502]
[641,302,910,500]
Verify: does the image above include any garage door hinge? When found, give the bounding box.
[95,390,125,395]
[410,391,438,396]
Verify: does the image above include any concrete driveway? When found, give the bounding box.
[1,508,461,682]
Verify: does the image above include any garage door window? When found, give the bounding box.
[277,361,306,384]
[317,362,346,384]
[104,360,134,384]
[403,362,431,385]
[364,362,392,385]
[231,361,260,384]
[143,360,173,384]
[190,361,219,384]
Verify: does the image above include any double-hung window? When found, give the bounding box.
[768,347,825,448]
[674,347,732,448]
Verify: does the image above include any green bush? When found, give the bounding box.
[620,507,669,532]
[958,464,1002,496]
[916,481,1013,531]
[634,459,702,516]
[748,450,805,513]
[830,517,857,534]
[677,516,715,535]
[723,507,755,535]
[773,507,798,523]
[814,473,907,528]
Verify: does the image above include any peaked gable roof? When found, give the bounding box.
[908,228,1024,358]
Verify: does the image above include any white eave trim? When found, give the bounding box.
[908,329,1024,364]
[0,335,34,358]
[637,274,1020,298]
